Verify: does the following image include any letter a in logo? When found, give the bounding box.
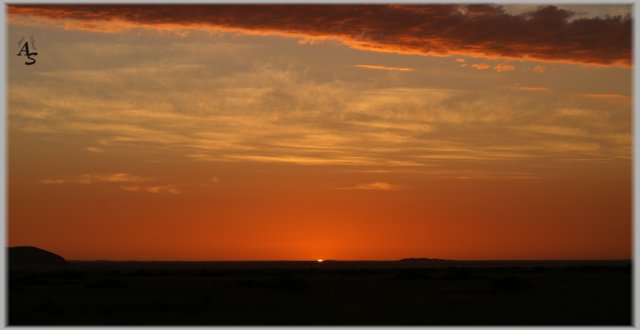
[17,42,38,65]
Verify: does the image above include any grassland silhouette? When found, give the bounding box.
[8,246,631,325]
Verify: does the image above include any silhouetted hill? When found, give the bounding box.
[9,246,67,268]
[398,258,448,263]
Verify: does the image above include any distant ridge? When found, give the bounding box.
[397,258,448,262]
[9,246,67,268]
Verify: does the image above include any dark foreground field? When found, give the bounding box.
[9,260,631,325]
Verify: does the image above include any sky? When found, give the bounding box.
[7,4,632,261]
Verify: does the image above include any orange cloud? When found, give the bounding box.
[40,173,146,185]
[41,173,183,194]
[511,85,550,91]
[494,64,515,72]
[355,64,414,72]
[122,185,181,194]
[533,65,546,73]
[338,182,403,191]
[472,63,490,70]
[7,4,631,65]
[580,93,628,99]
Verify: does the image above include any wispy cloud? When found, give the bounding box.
[40,173,184,194]
[337,182,403,191]
[471,63,490,70]
[494,64,515,72]
[9,38,630,178]
[40,173,146,185]
[520,125,587,137]
[533,65,546,73]
[121,185,181,194]
[510,85,550,92]
[85,146,104,153]
[580,93,628,99]
[355,64,414,72]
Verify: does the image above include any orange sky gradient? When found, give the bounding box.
[7,4,632,261]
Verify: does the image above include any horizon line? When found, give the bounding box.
[65,258,632,262]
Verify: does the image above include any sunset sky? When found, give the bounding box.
[7,4,632,261]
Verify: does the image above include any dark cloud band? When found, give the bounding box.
[8,4,631,65]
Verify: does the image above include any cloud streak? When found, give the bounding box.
[338,182,403,191]
[355,64,414,72]
[472,63,490,70]
[121,185,181,194]
[8,4,631,65]
[40,173,146,185]
[494,64,515,72]
[510,85,550,92]
[40,173,183,194]
[580,93,628,99]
